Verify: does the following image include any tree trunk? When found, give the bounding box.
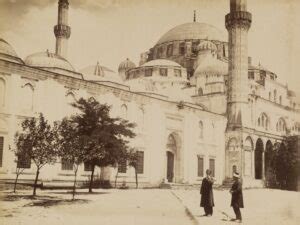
[72,165,78,200]
[115,169,119,188]
[135,167,138,189]
[33,168,40,196]
[13,172,20,193]
[88,164,95,193]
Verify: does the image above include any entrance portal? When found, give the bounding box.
[166,151,174,182]
[166,133,182,183]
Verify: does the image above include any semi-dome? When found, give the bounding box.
[141,59,182,68]
[197,40,217,52]
[194,56,228,76]
[0,38,23,64]
[118,58,136,73]
[24,51,75,71]
[156,22,226,45]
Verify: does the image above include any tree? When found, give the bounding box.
[127,149,139,189]
[55,118,86,200]
[70,98,136,193]
[9,141,31,193]
[272,139,298,190]
[15,113,57,196]
[274,141,289,189]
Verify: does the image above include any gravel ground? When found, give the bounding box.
[172,188,300,225]
[0,188,196,225]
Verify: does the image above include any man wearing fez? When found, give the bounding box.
[230,172,244,223]
[200,169,215,216]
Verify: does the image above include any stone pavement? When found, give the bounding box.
[0,189,196,225]
[171,188,300,225]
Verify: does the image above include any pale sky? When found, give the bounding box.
[1,0,300,93]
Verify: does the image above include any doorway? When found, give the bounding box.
[166,151,174,182]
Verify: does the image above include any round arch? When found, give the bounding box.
[244,136,254,176]
[255,138,264,179]
[166,132,182,183]
[265,140,273,185]
[22,83,34,111]
[225,137,239,178]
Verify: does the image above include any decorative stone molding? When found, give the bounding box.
[225,11,252,31]
[58,0,69,9]
[54,24,71,39]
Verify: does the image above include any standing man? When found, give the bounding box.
[230,172,244,223]
[200,169,214,216]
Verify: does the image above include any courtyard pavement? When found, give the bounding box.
[171,188,300,225]
[0,188,299,225]
[0,189,196,225]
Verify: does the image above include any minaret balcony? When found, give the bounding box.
[54,24,71,39]
[225,11,252,30]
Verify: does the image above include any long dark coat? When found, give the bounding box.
[230,180,244,208]
[200,177,214,207]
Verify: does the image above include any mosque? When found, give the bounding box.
[0,0,299,188]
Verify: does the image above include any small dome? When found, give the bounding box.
[156,22,226,45]
[197,40,217,52]
[0,38,23,64]
[141,59,182,68]
[118,58,136,73]
[80,62,122,83]
[24,51,75,71]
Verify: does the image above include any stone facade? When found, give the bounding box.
[0,0,299,188]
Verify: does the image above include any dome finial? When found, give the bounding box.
[94,61,104,76]
[193,10,196,22]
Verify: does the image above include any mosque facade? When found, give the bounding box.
[0,0,299,188]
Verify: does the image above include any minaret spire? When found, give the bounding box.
[54,0,71,58]
[193,10,196,22]
[225,0,252,127]
[224,0,252,179]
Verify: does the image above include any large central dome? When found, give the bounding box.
[156,22,226,45]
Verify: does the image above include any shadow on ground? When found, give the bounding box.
[1,194,58,201]
[23,198,90,208]
[51,191,110,195]
[0,194,91,208]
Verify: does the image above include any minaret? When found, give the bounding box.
[54,0,71,58]
[224,0,252,179]
[225,0,251,128]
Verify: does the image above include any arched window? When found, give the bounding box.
[137,107,145,131]
[279,96,282,105]
[268,92,271,101]
[276,118,286,133]
[198,88,203,96]
[257,113,269,130]
[199,121,203,139]
[66,92,76,105]
[88,97,96,102]
[228,138,238,151]
[0,79,5,107]
[22,83,34,111]
[121,104,128,119]
[274,89,277,102]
